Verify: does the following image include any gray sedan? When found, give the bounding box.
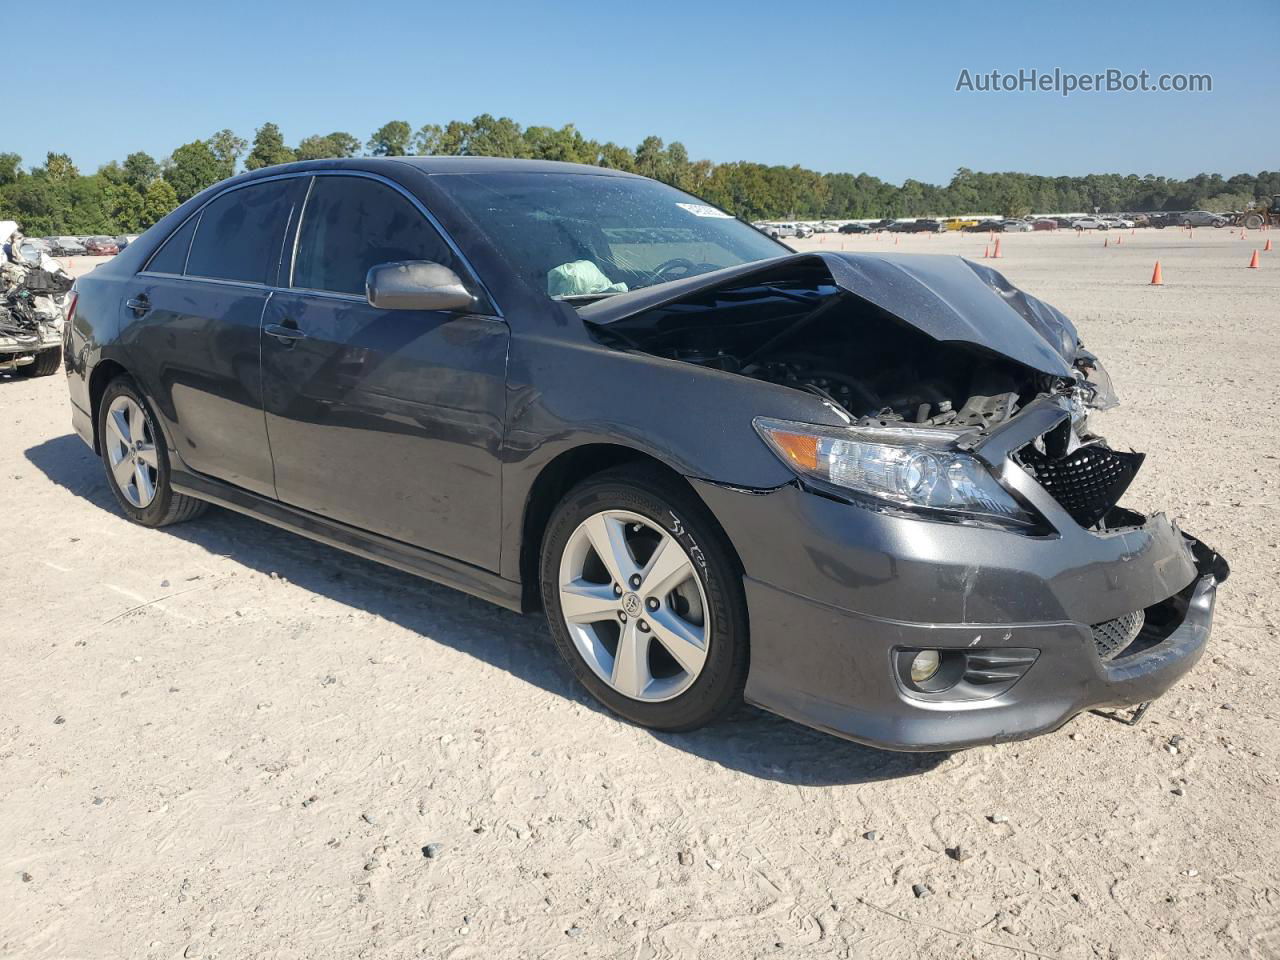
[64,158,1227,750]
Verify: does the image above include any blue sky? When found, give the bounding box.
[13,0,1277,184]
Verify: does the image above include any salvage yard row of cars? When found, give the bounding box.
[24,234,139,258]
[755,210,1233,237]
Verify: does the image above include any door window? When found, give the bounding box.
[185,179,298,284]
[292,176,459,297]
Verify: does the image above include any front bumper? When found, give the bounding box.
[0,326,61,366]
[691,402,1226,751]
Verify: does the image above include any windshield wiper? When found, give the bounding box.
[553,292,626,303]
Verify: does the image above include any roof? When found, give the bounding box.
[236,155,639,183]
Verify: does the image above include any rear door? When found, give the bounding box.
[122,177,304,497]
[260,173,508,570]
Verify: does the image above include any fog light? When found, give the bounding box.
[910,650,941,684]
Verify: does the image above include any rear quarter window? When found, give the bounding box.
[144,215,197,275]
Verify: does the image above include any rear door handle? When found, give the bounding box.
[125,295,150,316]
[264,322,307,343]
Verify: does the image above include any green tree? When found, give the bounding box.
[596,142,634,172]
[209,129,248,179]
[0,153,21,186]
[142,178,179,227]
[104,181,145,232]
[295,131,361,161]
[467,114,525,157]
[367,121,412,157]
[42,152,79,183]
[633,136,667,181]
[165,140,222,202]
[244,123,295,170]
[414,120,472,155]
[122,151,160,191]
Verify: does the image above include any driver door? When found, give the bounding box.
[260,174,508,570]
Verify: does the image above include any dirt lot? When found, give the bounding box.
[2,232,1278,959]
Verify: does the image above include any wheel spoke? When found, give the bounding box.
[134,443,159,469]
[647,609,707,677]
[110,453,135,490]
[582,513,637,586]
[108,407,130,447]
[610,620,651,699]
[639,535,695,601]
[127,401,146,446]
[134,461,155,504]
[560,579,620,624]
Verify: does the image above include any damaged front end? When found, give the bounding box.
[578,251,1148,536]
[580,251,1231,747]
[1,224,73,373]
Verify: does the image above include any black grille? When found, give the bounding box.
[1016,444,1144,528]
[1091,609,1146,660]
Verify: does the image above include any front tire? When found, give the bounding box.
[16,347,61,377]
[97,376,208,527]
[539,465,749,732]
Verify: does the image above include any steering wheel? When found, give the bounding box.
[651,258,699,282]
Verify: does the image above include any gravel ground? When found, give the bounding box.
[2,231,1278,959]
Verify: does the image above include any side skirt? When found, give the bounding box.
[171,469,527,613]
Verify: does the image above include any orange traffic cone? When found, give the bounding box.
[1131,229,1135,236]
[1104,237,1109,248]
[983,245,989,258]
[894,236,900,246]
[1150,261,1163,285]
[1248,249,1260,269]
[1265,238,1273,252]
[993,238,1002,258]
[1240,229,1247,240]
[1116,235,1122,245]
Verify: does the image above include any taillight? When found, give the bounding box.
[64,290,78,325]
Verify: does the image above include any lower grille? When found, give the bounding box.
[1016,443,1144,528]
[1091,609,1146,661]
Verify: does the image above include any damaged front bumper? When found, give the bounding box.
[0,324,61,370]
[691,399,1228,752]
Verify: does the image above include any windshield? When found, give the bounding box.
[440,172,788,299]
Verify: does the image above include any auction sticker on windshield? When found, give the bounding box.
[676,202,732,218]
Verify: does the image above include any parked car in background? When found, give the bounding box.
[1102,217,1134,230]
[1031,219,1058,231]
[889,219,944,233]
[839,222,871,234]
[1071,218,1109,230]
[761,223,796,239]
[1179,210,1229,228]
[64,156,1226,751]
[962,220,1004,233]
[943,218,981,231]
[1001,220,1033,233]
[1148,213,1180,229]
[48,236,87,256]
[870,218,897,231]
[84,237,121,256]
[1053,218,1075,228]
[793,223,815,239]
[17,238,52,262]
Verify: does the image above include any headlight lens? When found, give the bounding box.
[754,417,1036,527]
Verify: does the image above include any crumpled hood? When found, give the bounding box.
[577,251,1079,378]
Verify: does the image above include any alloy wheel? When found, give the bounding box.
[104,395,159,508]
[557,510,710,702]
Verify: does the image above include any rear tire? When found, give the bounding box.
[98,375,209,527]
[539,465,749,732]
[16,347,61,377]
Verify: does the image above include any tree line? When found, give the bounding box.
[2,116,1278,237]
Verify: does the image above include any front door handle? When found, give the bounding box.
[264,322,307,344]
[125,295,150,316]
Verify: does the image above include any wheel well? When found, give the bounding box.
[87,359,129,453]
[518,445,694,611]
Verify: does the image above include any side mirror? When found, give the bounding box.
[365,260,476,312]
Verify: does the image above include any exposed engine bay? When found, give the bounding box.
[579,251,1138,529]
[1,222,73,373]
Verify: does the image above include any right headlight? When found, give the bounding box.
[754,417,1037,528]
